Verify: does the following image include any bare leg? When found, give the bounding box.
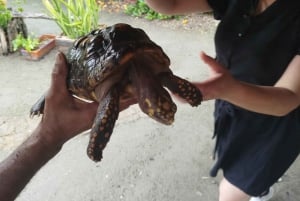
[219,178,250,201]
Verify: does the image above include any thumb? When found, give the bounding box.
[50,52,69,93]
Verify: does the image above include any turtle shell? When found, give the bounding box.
[66,23,171,102]
[30,23,202,162]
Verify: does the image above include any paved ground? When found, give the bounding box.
[0,1,299,201]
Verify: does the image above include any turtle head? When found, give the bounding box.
[139,92,177,125]
[129,61,177,125]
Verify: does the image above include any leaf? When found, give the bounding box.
[43,0,100,39]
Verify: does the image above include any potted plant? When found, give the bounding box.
[12,33,56,60]
[43,0,100,51]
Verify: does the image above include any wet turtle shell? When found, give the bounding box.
[31,23,202,162]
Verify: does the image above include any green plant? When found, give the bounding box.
[13,0,26,12]
[43,0,100,39]
[124,0,178,20]
[12,34,40,52]
[0,0,26,29]
[0,0,6,7]
[0,4,12,29]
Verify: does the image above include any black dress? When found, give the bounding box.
[206,0,300,196]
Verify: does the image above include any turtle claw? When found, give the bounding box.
[30,111,40,118]
[87,86,120,162]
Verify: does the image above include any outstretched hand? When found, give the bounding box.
[193,52,236,101]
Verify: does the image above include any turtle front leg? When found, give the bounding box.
[30,94,46,117]
[159,72,202,107]
[87,85,120,162]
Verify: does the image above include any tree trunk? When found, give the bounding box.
[0,28,8,55]
[0,17,28,55]
[6,17,28,53]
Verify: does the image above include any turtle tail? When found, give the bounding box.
[87,85,120,162]
[30,94,46,117]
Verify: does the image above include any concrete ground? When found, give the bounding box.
[0,1,299,201]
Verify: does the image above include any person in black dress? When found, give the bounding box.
[146,0,300,200]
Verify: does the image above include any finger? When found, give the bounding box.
[200,51,214,64]
[50,52,69,93]
[200,51,223,73]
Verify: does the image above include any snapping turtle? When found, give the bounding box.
[31,23,202,162]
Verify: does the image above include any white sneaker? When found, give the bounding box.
[249,187,274,201]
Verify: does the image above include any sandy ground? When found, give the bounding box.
[0,2,299,201]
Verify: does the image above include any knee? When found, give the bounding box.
[218,178,250,201]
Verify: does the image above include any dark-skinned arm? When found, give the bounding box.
[0,52,136,201]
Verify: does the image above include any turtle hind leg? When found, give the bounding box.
[87,85,120,162]
[30,94,46,118]
[159,72,202,107]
